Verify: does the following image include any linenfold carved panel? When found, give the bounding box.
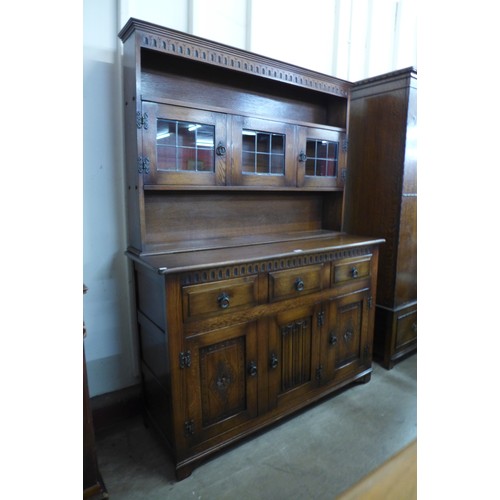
[280,317,312,392]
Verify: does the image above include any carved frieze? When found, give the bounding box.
[180,246,374,285]
[119,18,349,99]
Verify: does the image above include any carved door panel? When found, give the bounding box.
[268,304,323,411]
[183,322,258,447]
[321,290,372,383]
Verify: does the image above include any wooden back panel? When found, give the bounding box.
[140,50,347,128]
[143,191,324,248]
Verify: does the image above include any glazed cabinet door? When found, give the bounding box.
[182,321,258,447]
[268,304,323,411]
[320,290,372,384]
[296,126,346,189]
[230,116,295,187]
[141,102,228,186]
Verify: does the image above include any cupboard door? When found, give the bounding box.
[230,116,295,187]
[296,126,346,189]
[268,304,322,411]
[321,291,371,383]
[183,322,258,447]
[141,102,228,186]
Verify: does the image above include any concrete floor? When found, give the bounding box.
[94,354,416,499]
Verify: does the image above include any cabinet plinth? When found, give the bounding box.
[119,17,384,479]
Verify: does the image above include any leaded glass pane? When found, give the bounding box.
[242,129,285,176]
[156,118,215,172]
[257,133,271,153]
[304,139,338,177]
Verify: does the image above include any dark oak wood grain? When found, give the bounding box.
[343,67,417,368]
[118,17,385,480]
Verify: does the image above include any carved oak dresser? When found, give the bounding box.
[119,18,384,479]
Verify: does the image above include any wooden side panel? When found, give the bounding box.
[394,196,417,306]
[395,307,417,350]
[402,82,417,195]
[123,35,146,252]
[343,90,408,306]
[322,191,344,231]
[374,303,417,369]
[135,264,166,328]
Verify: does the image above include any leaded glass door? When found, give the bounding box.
[141,102,228,186]
[230,116,295,187]
[296,126,346,188]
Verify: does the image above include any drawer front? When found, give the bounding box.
[269,264,324,302]
[395,308,417,349]
[183,276,258,321]
[332,258,371,285]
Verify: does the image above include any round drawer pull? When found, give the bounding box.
[351,266,359,278]
[216,142,227,156]
[295,278,305,292]
[298,151,307,162]
[248,361,257,377]
[217,292,230,309]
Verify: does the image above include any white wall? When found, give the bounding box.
[83,0,417,397]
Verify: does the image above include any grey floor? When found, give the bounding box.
[95,354,416,499]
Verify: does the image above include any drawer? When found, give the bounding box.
[269,264,324,302]
[395,308,417,349]
[332,257,371,285]
[182,276,258,321]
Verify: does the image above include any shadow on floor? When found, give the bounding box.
[95,354,417,499]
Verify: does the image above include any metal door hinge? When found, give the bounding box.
[368,296,373,309]
[136,111,149,129]
[316,364,323,381]
[179,350,191,369]
[342,138,348,152]
[317,311,325,328]
[137,156,150,174]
